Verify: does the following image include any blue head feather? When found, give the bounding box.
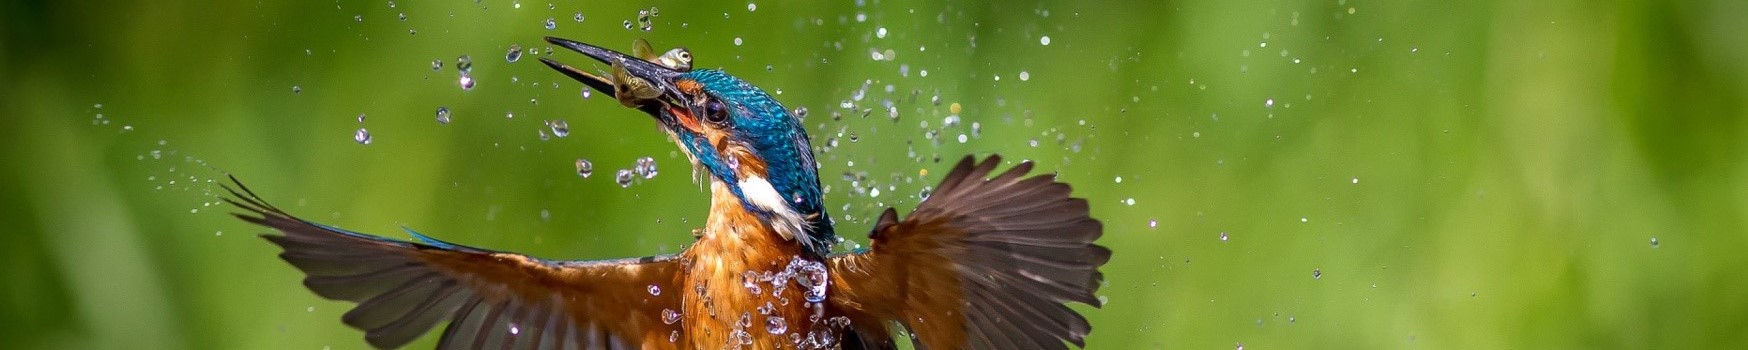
[677,70,833,255]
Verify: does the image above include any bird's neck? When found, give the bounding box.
[698,179,795,256]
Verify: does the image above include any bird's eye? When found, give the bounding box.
[703,99,729,125]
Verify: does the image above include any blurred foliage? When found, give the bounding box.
[2,0,1746,349]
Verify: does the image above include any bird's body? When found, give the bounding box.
[680,179,823,348]
[229,36,1109,349]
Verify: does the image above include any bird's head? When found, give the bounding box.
[540,36,833,255]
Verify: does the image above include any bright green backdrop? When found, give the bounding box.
[3,0,1746,349]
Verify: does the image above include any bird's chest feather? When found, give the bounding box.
[678,184,844,349]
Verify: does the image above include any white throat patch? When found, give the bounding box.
[737,175,811,248]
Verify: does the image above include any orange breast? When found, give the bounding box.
[675,182,848,349]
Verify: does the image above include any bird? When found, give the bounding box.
[226,35,1111,350]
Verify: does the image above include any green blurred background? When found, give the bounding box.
[3,0,1746,348]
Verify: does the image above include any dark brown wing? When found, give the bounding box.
[828,155,1110,349]
[224,178,682,350]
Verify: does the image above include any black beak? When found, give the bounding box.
[540,36,686,113]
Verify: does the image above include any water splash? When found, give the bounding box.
[548,119,570,137]
[353,128,372,145]
[634,156,658,179]
[575,159,593,178]
[615,169,634,188]
[661,308,680,325]
[765,316,788,335]
[506,45,523,63]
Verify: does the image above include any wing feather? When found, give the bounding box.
[829,155,1110,349]
[225,177,681,350]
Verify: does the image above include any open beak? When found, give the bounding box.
[540,36,688,116]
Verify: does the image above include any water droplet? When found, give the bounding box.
[435,107,451,124]
[1300,217,1309,223]
[661,308,680,324]
[1123,198,1136,206]
[543,18,557,30]
[734,37,744,46]
[747,2,757,11]
[1019,71,1030,81]
[876,27,887,38]
[1650,237,1660,248]
[458,74,476,90]
[548,119,570,137]
[635,9,656,31]
[616,169,634,188]
[788,258,830,303]
[1039,35,1052,46]
[431,59,443,71]
[635,156,658,179]
[742,272,764,294]
[291,85,301,94]
[573,12,585,22]
[456,55,473,72]
[732,328,753,345]
[957,134,968,143]
[575,159,594,178]
[793,106,809,119]
[1220,232,1229,241]
[353,128,372,145]
[1148,219,1158,228]
[1312,268,1322,280]
[509,324,520,335]
[648,284,661,296]
[1265,98,1275,108]
[765,316,787,334]
[1351,177,1360,184]
[623,20,634,30]
[506,45,523,63]
[1237,343,1245,350]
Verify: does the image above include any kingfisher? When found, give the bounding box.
[228,36,1110,349]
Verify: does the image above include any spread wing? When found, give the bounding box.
[828,155,1110,349]
[224,178,682,350]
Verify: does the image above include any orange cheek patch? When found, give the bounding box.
[667,105,703,133]
[676,79,703,95]
[668,79,708,134]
